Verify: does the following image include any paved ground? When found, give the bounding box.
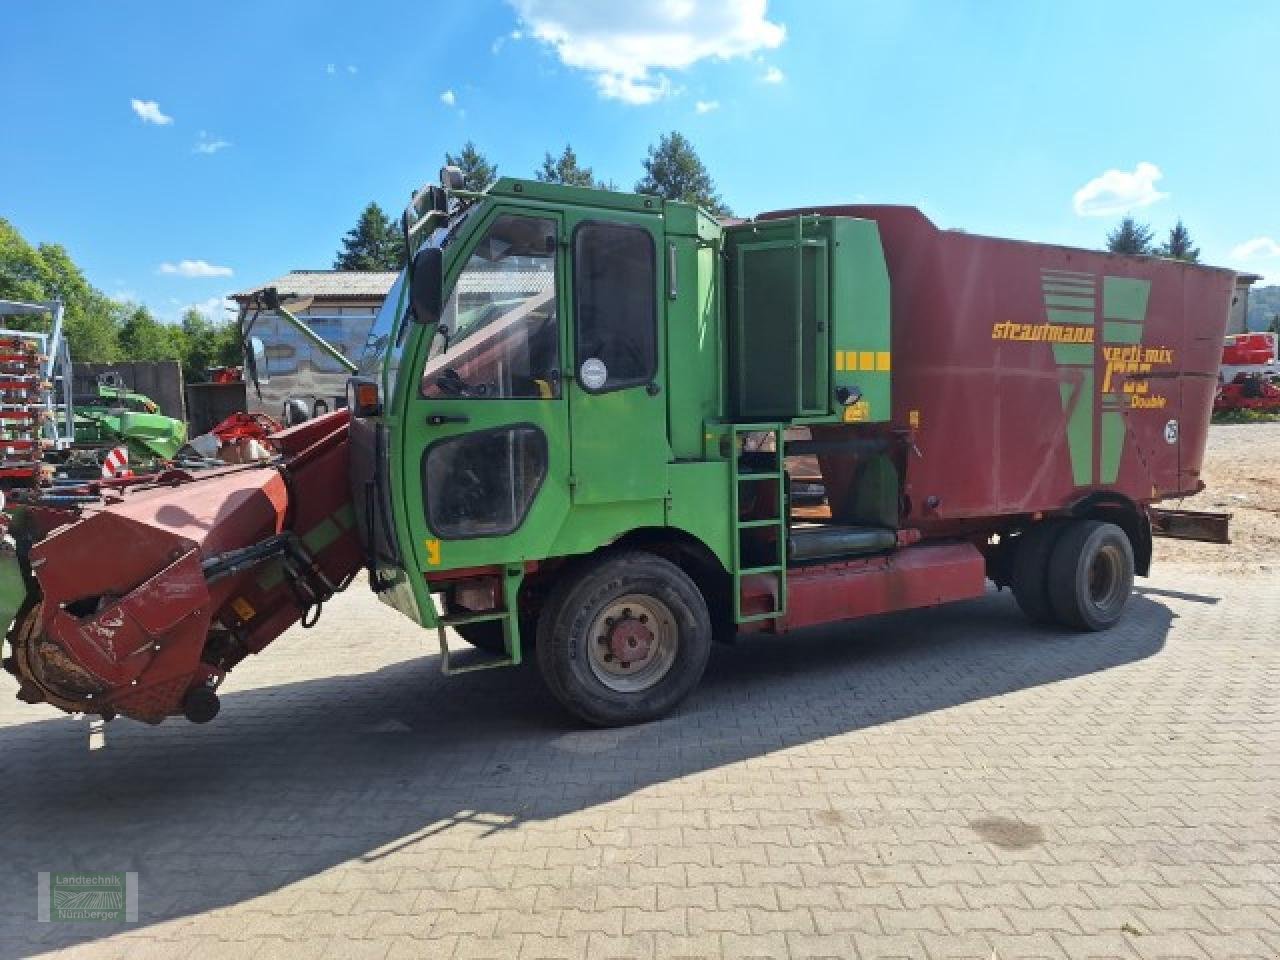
[0,568,1276,960]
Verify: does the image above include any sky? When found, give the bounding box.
[2,0,1278,324]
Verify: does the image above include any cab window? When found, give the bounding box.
[421,214,559,400]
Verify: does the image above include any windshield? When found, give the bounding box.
[356,270,413,408]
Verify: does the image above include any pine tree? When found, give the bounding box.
[536,144,611,189]
[635,132,732,217]
[1105,216,1155,255]
[333,203,404,271]
[444,141,498,192]
[1155,219,1200,262]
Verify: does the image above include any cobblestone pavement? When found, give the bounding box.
[0,569,1276,960]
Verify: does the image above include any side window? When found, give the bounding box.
[422,214,559,400]
[573,222,657,393]
[423,426,547,539]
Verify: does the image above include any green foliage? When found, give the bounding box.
[0,217,51,302]
[536,144,612,190]
[179,307,241,382]
[0,218,123,361]
[333,202,404,271]
[635,131,732,217]
[1212,406,1280,424]
[444,141,498,192]
[1155,219,1200,262]
[119,304,184,361]
[1105,216,1155,255]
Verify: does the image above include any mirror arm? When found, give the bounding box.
[263,287,359,375]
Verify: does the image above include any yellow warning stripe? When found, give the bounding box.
[836,350,891,372]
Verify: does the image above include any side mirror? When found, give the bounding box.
[410,247,443,325]
[248,336,269,385]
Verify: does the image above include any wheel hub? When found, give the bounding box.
[587,594,679,694]
[607,615,654,665]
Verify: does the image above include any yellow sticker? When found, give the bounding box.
[859,351,875,371]
[231,597,256,621]
[425,539,442,566]
[842,400,870,423]
[876,351,891,371]
[908,409,921,428]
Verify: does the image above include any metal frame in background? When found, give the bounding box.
[0,300,75,451]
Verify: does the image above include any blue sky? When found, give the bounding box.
[3,0,1278,323]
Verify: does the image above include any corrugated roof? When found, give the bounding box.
[232,270,398,301]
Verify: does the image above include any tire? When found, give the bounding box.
[453,621,507,656]
[1010,520,1066,625]
[1047,520,1134,631]
[536,551,712,727]
[450,615,535,657]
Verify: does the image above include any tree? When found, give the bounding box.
[635,131,731,217]
[179,307,241,382]
[444,141,498,192]
[118,305,183,362]
[333,202,404,271]
[1155,219,1200,262]
[536,144,612,189]
[0,219,123,361]
[1105,216,1155,255]
[0,217,52,303]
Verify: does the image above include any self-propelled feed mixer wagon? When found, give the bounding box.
[0,172,1235,727]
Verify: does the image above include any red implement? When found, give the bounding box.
[5,411,362,723]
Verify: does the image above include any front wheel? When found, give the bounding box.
[536,551,712,726]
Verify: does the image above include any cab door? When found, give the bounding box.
[563,211,669,504]
[401,207,571,572]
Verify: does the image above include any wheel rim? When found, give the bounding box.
[1087,543,1126,611]
[586,593,679,694]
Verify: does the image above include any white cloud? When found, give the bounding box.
[1231,236,1280,260]
[695,99,720,114]
[193,131,230,155]
[158,259,233,278]
[181,294,236,323]
[130,99,173,125]
[509,0,785,104]
[1072,161,1168,217]
[326,63,336,75]
[761,65,784,84]
[440,89,457,107]
[347,64,358,74]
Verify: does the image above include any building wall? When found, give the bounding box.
[246,299,381,420]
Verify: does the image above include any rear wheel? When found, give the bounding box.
[1047,520,1134,631]
[1010,521,1066,625]
[536,551,712,726]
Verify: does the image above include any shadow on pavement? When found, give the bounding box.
[0,589,1177,957]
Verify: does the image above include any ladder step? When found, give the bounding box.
[737,472,781,480]
[439,610,507,627]
[738,610,783,623]
[737,517,782,529]
[740,564,783,575]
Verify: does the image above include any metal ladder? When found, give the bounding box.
[434,566,524,674]
[729,423,787,624]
